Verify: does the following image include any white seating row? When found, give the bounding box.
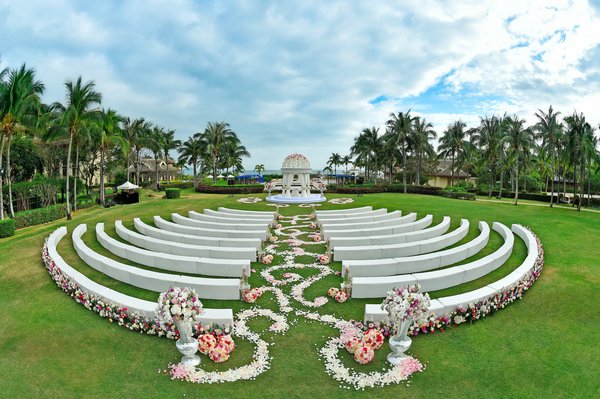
[133,218,262,249]
[205,208,274,221]
[155,216,269,240]
[172,212,268,232]
[47,227,234,326]
[329,216,447,247]
[189,210,272,225]
[97,223,250,278]
[317,208,388,221]
[318,209,393,224]
[78,224,241,299]
[333,219,471,261]
[323,214,431,240]
[321,212,417,234]
[315,206,373,216]
[352,222,513,297]
[116,221,257,261]
[363,224,538,322]
[345,221,490,277]
[218,207,276,216]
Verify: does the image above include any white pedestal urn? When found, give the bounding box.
[174,319,201,367]
[387,317,413,365]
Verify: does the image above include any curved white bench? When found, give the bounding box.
[321,212,417,233]
[334,219,471,261]
[172,213,268,232]
[315,206,373,216]
[205,208,274,221]
[155,216,269,240]
[218,207,276,216]
[189,210,272,225]
[96,223,249,278]
[317,208,388,221]
[323,214,432,240]
[116,221,257,261]
[47,227,234,326]
[352,222,513,297]
[345,221,490,277]
[329,216,447,247]
[319,210,402,226]
[363,224,539,322]
[134,218,262,249]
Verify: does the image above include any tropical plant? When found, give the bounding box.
[411,116,437,185]
[438,120,469,187]
[254,163,265,176]
[162,129,180,182]
[122,117,151,184]
[386,111,415,192]
[197,121,238,182]
[98,109,124,205]
[178,136,204,181]
[534,106,562,207]
[351,127,382,181]
[327,153,342,183]
[501,115,535,205]
[145,126,165,189]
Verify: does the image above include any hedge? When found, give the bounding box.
[13,204,66,229]
[438,191,476,200]
[0,219,16,238]
[162,182,194,190]
[195,185,264,194]
[165,188,181,199]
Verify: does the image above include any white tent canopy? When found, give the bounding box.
[117,181,140,190]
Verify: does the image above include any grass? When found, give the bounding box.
[1,189,599,398]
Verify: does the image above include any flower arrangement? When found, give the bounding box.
[197,333,217,355]
[381,284,430,324]
[157,287,203,323]
[362,328,384,350]
[317,254,330,264]
[261,254,274,264]
[269,235,279,243]
[327,287,339,297]
[345,337,363,354]
[243,288,263,303]
[309,222,318,229]
[309,234,321,242]
[353,344,375,365]
[334,291,348,303]
[208,344,231,363]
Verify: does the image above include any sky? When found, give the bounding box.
[1,0,600,171]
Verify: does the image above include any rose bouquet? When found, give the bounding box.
[381,284,430,324]
[261,254,274,264]
[157,287,203,323]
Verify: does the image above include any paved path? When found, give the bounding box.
[476,198,600,214]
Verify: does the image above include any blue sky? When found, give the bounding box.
[1,0,599,170]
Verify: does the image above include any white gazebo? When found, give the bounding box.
[281,153,312,198]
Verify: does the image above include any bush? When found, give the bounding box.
[438,191,476,200]
[195,185,264,194]
[162,182,194,190]
[0,219,16,238]
[13,204,66,229]
[165,188,181,199]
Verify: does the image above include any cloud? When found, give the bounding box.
[0,0,599,170]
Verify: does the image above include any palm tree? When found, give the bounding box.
[341,155,352,173]
[535,106,562,207]
[412,116,437,185]
[198,121,237,182]
[351,127,382,181]
[386,111,415,193]
[472,115,506,197]
[145,126,165,190]
[178,136,204,182]
[98,109,124,205]
[122,117,151,184]
[438,120,469,187]
[254,163,265,176]
[221,138,250,174]
[501,115,535,205]
[327,153,342,184]
[49,77,101,219]
[0,64,45,219]
[162,129,180,182]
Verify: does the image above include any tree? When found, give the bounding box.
[501,115,535,205]
[350,127,382,181]
[178,136,204,182]
[535,106,562,207]
[145,126,164,190]
[341,155,352,173]
[412,117,437,185]
[198,121,238,182]
[162,129,180,182]
[386,111,415,193]
[49,77,101,219]
[0,64,45,219]
[438,120,469,187]
[122,117,151,184]
[254,163,265,176]
[327,153,342,184]
[98,108,124,205]
[472,115,506,197]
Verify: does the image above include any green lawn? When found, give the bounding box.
[1,189,599,398]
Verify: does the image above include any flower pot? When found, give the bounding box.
[174,320,201,367]
[387,317,413,366]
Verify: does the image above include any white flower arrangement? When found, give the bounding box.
[157,287,203,324]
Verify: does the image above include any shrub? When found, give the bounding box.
[13,204,67,229]
[0,219,16,238]
[195,185,264,194]
[438,191,476,200]
[162,182,194,190]
[165,188,181,199]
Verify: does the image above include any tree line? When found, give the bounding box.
[327,109,599,210]
[0,62,250,220]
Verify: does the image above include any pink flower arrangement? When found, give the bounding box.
[218,334,236,353]
[309,234,321,242]
[309,222,318,229]
[261,254,274,264]
[327,287,339,297]
[157,287,203,323]
[269,235,279,243]
[353,345,375,365]
[362,328,384,350]
[243,288,263,303]
[208,343,231,363]
[197,333,217,355]
[318,254,330,265]
[345,337,362,354]
[334,291,348,303]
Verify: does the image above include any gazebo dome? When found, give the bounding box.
[282,153,311,169]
